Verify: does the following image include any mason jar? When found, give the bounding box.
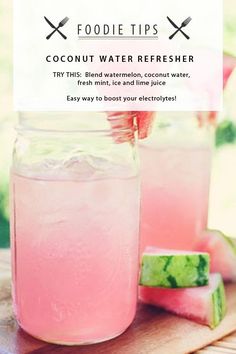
[139,112,214,252]
[10,112,140,345]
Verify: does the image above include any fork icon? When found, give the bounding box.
[167,16,192,40]
[44,17,69,40]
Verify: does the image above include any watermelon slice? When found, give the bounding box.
[107,111,155,141]
[195,230,236,282]
[139,247,209,288]
[139,273,226,329]
[223,54,236,88]
[136,112,155,139]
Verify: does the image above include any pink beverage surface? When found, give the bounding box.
[11,172,140,344]
[139,145,211,252]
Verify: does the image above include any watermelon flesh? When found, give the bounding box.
[223,54,236,88]
[140,273,226,329]
[136,112,155,139]
[107,111,155,140]
[139,247,209,288]
[195,229,236,282]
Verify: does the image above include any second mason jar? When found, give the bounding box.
[139,112,214,252]
[10,112,140,345]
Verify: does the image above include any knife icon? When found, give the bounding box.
[44,17,69,40]
[167,16,191,40]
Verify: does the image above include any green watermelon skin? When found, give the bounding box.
[195,230,236,282]
[139,273,226,329]
[139,248,209,288]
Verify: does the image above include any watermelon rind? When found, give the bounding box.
[139,249,209,288]
[195,229,236,282]
[139,273,226,329]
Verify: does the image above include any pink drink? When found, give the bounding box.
[11,171,139,344]
[140,143,212,252]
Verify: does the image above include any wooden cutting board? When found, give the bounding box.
[1,249,236,354]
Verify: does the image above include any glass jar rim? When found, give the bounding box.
[17,111,137,135]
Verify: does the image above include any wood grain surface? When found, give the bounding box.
[1,249,236,354]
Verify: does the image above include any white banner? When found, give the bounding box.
[14,0,223,111]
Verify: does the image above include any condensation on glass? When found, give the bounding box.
[139,112,214,252]
[10,112,140,345]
